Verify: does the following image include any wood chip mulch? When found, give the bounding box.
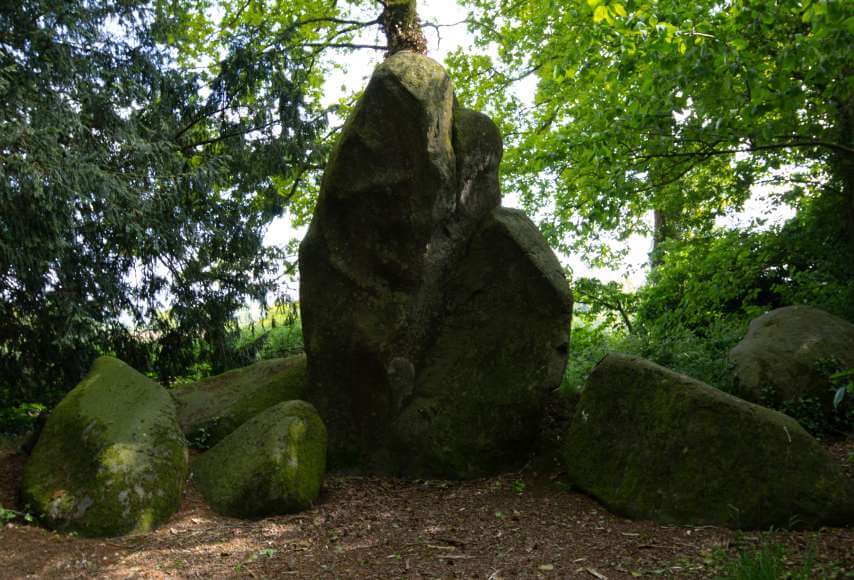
[1,440,852,579]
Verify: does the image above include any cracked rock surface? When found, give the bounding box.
[299,51,572,478]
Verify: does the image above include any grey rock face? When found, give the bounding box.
[564,353,853,529]
[729,305,854,409]
[299,51,572,477]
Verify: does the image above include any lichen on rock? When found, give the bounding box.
[21,356,188,537]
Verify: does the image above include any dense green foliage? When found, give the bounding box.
[0,0,328,411]
[451,0,853,263]
[452,0,854,437]
[563,188,854,436]
[564,216,854,437]
[232,303,304,362]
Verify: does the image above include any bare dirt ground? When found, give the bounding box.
[1,440,852,579]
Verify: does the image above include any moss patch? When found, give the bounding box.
[391,208,572,478]
[172,355,307,448]
[21,356,188,537]
[564,353,853,529]
[193,400,326,518]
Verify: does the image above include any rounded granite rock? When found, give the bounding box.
[21,356,188,537]
[564,352,853,529]
[193,400,327,518]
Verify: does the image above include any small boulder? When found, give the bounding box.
[21,356,188,537]
[564,352,853,529]
[172,355,307,448]
[193,400,326,518]
[729,305,854,410]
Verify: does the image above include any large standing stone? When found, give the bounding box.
[564,353,853,529]
[21,357,188,537]
[728,305,854,410]
[299,51,572,477]
[172,355,307,448]
[193,400,327,518]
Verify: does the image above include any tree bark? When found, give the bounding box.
[650,207,683,268]
[835,91,854,270]
[380,0,427,55]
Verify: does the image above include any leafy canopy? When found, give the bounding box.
[449,0,854,262]
[0,0,327,406]
[0,0,442,411]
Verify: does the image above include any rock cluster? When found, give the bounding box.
[21,356,324,536]
[20,49,854,539]
[299,51,573,477]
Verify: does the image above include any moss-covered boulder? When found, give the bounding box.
[729,306,854,411]
[391,208,573,477]
[193,400,326,518]
[21,356,188,537]
[564,353,853,529]
[172,355,307,448]
[299,51,572,477]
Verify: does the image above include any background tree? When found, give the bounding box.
[0,0,448,417]
[449,0,853,265]
[448,0,853,435]
[0,0,326,410]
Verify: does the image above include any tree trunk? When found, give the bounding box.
[650,207,682,268]
[836,92,854,271]
[380,0,427,55]
[646,115,685,269]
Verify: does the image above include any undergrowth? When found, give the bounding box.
[717,541,817,580]
[232,305,304,360]
[560,314,745,394]
[562,311,850,439]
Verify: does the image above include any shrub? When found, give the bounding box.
[721,541,816,580]
[561,319,625,393]
[622,316,747,393]
[0,403,46,435]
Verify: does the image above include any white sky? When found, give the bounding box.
[263,0,790,296]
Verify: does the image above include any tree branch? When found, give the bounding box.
[632,139,854,161]
[301,42,387,51]
[421,18,470,31]
[179,120,279,152]
[295,16,380,29]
